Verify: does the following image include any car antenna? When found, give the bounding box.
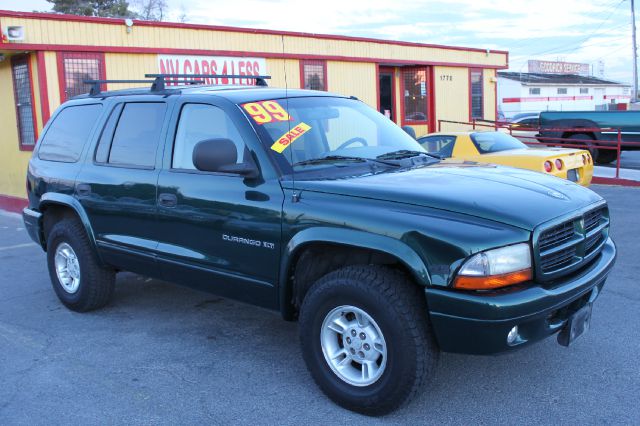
[281,34,298,203]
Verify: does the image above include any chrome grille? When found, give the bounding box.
[535,205,609,281]
[584,208,604,233]
[539,220,574,252]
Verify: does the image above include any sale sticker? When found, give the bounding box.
[242,100,292,124]
[271,123,311,153]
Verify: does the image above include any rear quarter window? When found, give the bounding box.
[38,104,103,162]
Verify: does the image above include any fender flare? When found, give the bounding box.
[278,227,431,317]
[38,193,103,263]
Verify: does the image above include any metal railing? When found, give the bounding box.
[436,119,640,180]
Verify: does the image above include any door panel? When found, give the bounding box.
[76,99,172,273]
[156,100,284,308]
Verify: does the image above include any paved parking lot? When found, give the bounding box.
[601,151,640,171]
[1,185,638,425]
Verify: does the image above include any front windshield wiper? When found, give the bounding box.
[292,155,400,168]
[376,150,438,160]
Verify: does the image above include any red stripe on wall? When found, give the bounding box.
[0,195,27,214]
[502,95,596,103]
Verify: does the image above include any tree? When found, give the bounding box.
[131,0,167,21]
[46,0,136,18]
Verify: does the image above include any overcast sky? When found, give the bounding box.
[6,0,637,83]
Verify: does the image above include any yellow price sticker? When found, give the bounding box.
[271,123,311,153]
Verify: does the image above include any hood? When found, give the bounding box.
[292,161,602,230]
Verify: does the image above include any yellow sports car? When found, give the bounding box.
[417,131,593,186]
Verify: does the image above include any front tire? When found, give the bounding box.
[299,266,438,416]
[46,218,115,312]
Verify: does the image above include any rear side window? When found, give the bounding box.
[38,104,102,162]
[107,103,167,168]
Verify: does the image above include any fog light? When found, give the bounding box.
[507,325,519,344]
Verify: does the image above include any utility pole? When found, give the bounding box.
[633,0,638,103]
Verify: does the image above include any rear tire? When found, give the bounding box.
[595,149,617,165]
[46,218,115,312]
[299,265,438,416]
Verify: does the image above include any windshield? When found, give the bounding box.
[241,96,426,173]
[470,132,528,154]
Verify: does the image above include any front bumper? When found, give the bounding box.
[426,237,616,355]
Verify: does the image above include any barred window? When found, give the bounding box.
[11,55,36,149]
[557,88,568,95]
[402,67,428,123]
[529,88,541,95]
[470,69,484,120]
[580,88,589,94]
[301,60,327,91]
[60,52,105,101]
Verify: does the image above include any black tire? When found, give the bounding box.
[46,218,115,312]
[595,149,617,165]
[299,265,438,416]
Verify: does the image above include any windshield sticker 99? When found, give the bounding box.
[271,123,311,153]
[242,100,292,124]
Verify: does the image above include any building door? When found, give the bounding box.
[594,88,605,107]
[59,52,106,101]
[379,67,395,121]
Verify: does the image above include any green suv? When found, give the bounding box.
[23,76,616,415]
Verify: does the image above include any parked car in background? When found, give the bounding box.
[538,110,640,164]
[505,113,539,142]
[418,131,593,186]
[509,112,539,122]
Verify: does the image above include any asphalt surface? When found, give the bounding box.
[1,185,638,425]
[602,151,640,170]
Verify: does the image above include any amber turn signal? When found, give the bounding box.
[453,268,533,290]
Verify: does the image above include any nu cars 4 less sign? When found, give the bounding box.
[158,55,267,85]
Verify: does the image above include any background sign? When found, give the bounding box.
[528,60,590,75]
[158,55,267,86]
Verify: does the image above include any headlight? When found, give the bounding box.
[453,243,532,290]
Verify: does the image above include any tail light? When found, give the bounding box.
[544,161,553,172]
[555,159,563,170]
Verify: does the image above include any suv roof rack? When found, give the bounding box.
[83,74,271,96]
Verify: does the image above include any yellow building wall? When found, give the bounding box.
[29,53,43,132]
[483,69,497,121]
[433,66,471,132]
[0,16,508,68]
[44,51,61,112]
[326,61,377,108]
[265,58,300,89]
[0,59,35,198]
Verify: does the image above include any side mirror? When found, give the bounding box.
[192,138,259,178]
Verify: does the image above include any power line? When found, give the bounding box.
[526,1,626,56]
[532,33,628,57]
[508,0,623,50]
